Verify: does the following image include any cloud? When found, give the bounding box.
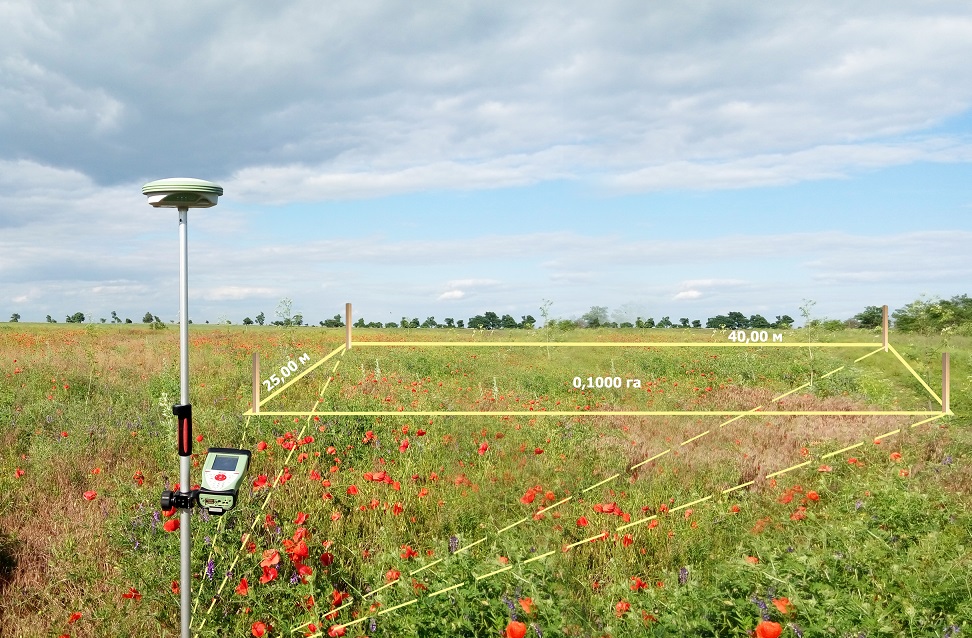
[2,3,971,192]
[438,290,465,301]
[674,290,703,300]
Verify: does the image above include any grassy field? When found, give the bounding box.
[0,323,969,637]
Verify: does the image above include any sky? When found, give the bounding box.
[1,1,971,327]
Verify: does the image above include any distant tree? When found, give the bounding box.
[519,315,536,329]
[772,315,794,329]
[500,314,518,329]
[643,317,655,328]
[125,318,132,324]
[727,312,748,329]
[421,316,438,328]
[100,318,107,323]
[581,306,608,328]
[275,298,294,326]
[443,318,455,328]
[111,311,121,323]
[679,318,690,328]
[456,319,465,328]
[354,318,366,328]
[854,306,884,329]
[292,313,303,327]
[400,317,409,328]
[469,312,501,330]
[9,313,20,322]
[656,316,674,328]
[322,314,344,328]
[384,322,398,328]
[66,312,85,324]
[242,317,254,325]
[692,320,701,328]
[46,315,56,323]
[749,314,772,329]
[619,322,634,328]
[255,312,265,325]
[409,318,419,329]
[143,312,154,323]
[823,319,844,331]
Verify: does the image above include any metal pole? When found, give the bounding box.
[882,305,888,352]
[252,352,260,414]
[345,302,352,351]
[943,352,950,414]
[178,207,192,638]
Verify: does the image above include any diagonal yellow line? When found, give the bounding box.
[428,582,467,597]
[629,449,671,471]
[409,558,443,576]
[766,460,811,479]
[377,598,418,615]
[888,344,942,405]
[582,474,621,493]
[474,564,513,581]
[670,495,713,513]
[854,346,885,363]
[536,496,573,514]
[363,579,399,598]
[255,343,345,409]
[523,550,556,565]
[497,517,530,534]
[564,532,609,550]
[821,442,864,459]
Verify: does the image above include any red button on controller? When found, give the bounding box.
[214,473,227,481]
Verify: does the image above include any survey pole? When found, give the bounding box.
[177,207,192,638]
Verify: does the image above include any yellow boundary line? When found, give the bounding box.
[351,341,879,347]
[194,357,344,636]
[888,344,943,405]
[315,408,950,636]
[254,343,345,410]
[248,410,940,417]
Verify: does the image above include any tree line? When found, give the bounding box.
[7,294,972,335]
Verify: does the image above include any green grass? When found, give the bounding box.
[0,324,969,637]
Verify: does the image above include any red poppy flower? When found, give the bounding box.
[806,491,819,501]
[252,474,268,489]
[772,597,793,614]
[171,580,179,594]
[122,587,142,601]
[399,438,409,452]
[385,569,401,582]
[630,576,648,591]
[478,442,489,455]
[519,597,533,614]
[346,484,359,496]
[520,490,537,505]
[67,611,82,624]
[576,516,589,527]
[251,621,268,637]
[259,566,278,584]
[260,549,280,568]
[890,451,902,462]
[294,512,308,525]
[755,620,783,638]
[163,519,180,532]
[505,621,527,638]
[614,600,631,616]
[83,490,97,501]
[235,578,249,596]
[327,626,346,637]
[534,447,544,455]
[400,545,418,559]
[320,552,334,566]
[14,468,24,478]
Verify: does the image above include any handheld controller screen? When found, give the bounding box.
[199,448,251,514]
